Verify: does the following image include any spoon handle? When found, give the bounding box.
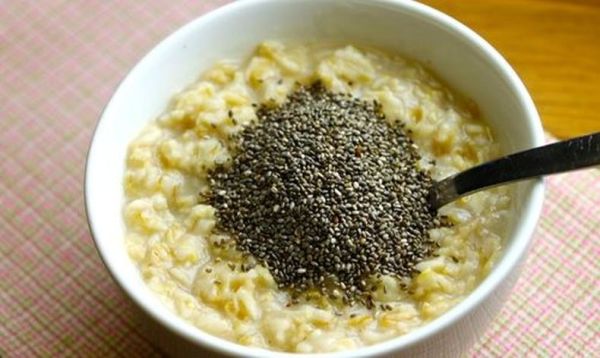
[431,132,600,209]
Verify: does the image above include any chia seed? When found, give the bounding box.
[209,82,446,305]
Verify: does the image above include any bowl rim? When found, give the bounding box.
[84,0,545,356]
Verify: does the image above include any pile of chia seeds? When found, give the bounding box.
[209,83,445,306]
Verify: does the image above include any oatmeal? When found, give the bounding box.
[123,41,510,353]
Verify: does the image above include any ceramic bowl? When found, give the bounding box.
[85,0,544,356]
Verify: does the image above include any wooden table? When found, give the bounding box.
[421,0,600,139]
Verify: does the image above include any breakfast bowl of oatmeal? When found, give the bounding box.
[85,0,544,356]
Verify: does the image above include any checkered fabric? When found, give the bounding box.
[0,1,598,357]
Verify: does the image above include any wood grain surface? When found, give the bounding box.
[421,0,600,139]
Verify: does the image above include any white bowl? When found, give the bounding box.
[85,0,544,356]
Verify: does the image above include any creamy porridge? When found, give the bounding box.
[123,42,510,352]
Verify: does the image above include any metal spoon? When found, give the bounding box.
[429,132,600,209]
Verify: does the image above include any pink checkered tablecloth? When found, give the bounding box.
[1,1,598,356]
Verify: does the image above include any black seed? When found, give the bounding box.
[208,82,446,306]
